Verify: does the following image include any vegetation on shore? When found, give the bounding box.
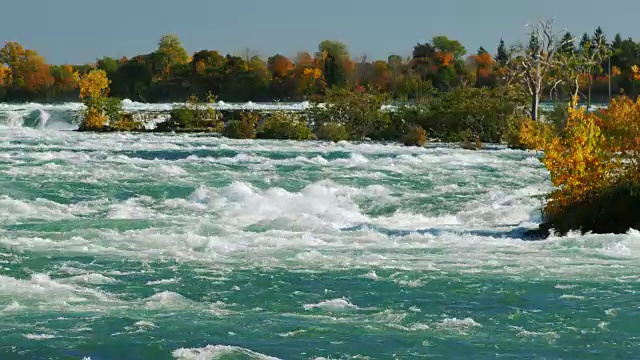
[8,20,640,236]
[519,92,640,237]
[2,25,639,104]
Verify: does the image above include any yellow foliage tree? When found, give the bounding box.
[539,97,629,217]
[75,69,110,99]
[73,69,120,130]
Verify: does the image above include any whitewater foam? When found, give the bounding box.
[303,298,359,311]
[172,345,281,360]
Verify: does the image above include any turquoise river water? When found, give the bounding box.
[0,108,639,359]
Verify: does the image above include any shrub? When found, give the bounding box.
[257,111,312,140]
[402,125,427,147]
[544,102,569,132]
[309,87,390,140]
[397,87,526,143]
[223,120,242,138]
[111,113,145,131]
[223,111,258,139]
[157,93,223,131]
[504,116,554,150]
[314,122,350,142]
[534,96,640,236]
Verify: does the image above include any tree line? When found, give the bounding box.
[1,26,640,104]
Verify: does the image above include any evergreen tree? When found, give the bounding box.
[495,39,509,66]
[559,32,575,54]
[579,33,591,50]
[612,33,623,51]
[593,26,606,45]
[527,33,541,54]
[477,46,488,55]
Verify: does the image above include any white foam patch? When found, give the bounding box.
[134,320,157,328]
[2,300,23,312]
[143,291,193,310]
[172,345,281,360]
[560,294,585,300]
[62,274,119,285]
[0,274,117,305]
[303,298,359,311]
[146,278,179,285]
[0,195,76,224]
[23,333,56,340]
[437,317,482,328]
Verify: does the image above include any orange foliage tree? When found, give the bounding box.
[268,55,294,79]
[0,65,11,87]
[0,41,54,93]
[371,60,391,91]
[435,51,454,67]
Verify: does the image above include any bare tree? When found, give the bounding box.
[511,19,567,121]
[552,49,582,102]
[237,47,260,62]
[550,37,609,110]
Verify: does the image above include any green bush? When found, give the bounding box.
[309,87,390,140]
[223,111,258,139]
[223,120,242,138]
[395,87,526,143]
[543,102,569,133]
[156,93,223,131]
[314,122,350,142]
[257,111,312,140]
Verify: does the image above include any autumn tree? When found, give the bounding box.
[0,41,54,96]
[50,64,77,95]
[473,50,494,87]
[268,54,294,79]
[0,65,11,87]
[74,69,122,130]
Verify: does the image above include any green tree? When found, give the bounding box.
[611,33,623,51]
[318,40,350,88]
[495,39,509,66]
[431,35,467,59]
[97,57,119,75]
[559,32,575,54]
[593,26,606,45]
[158,34,189,65]
[527,33,541,54]
[579,33,590,50]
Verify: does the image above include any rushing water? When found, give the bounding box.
[1,106,639,359]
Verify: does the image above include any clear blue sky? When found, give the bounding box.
[2,0,639,64]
